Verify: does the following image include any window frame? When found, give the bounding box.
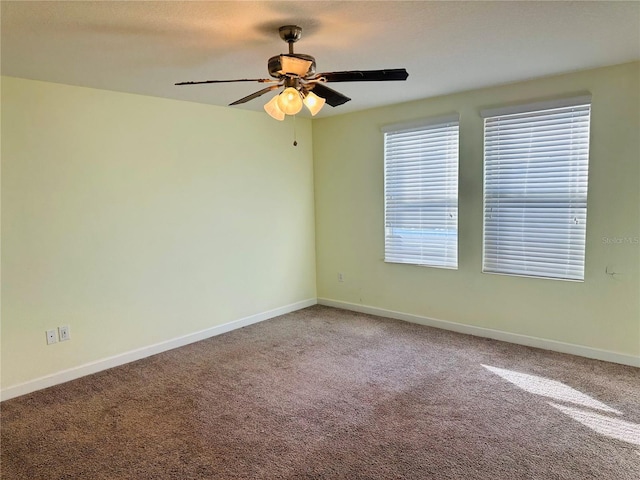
[382,114,460,269]
[481,95,592,281]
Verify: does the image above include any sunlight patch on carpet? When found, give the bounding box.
[549,402,640,446]
[481,365,621,414]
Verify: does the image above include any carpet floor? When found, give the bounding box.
[1,305,639,479]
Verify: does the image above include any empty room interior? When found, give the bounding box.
[1,1,639,479]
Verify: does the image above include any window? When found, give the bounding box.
[383,115,459,269]
[482,96,591,281]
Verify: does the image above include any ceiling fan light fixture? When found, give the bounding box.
[264,95,285,120]
[176,25,408,119]
[303,91,325,116]
[277,87,303,115]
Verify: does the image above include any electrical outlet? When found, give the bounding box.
[46,329,57,345]
[338,272,344,282]
[58,325,71,342]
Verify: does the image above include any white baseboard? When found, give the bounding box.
[1,298,317,401]
[317,298,640,368]
[4,296,636,401]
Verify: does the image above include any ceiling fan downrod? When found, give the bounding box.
[279,25,303,54]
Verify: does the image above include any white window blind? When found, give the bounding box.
[482,98,591,281]
[383,115,459,269]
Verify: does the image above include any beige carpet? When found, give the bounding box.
[2,305,639,479]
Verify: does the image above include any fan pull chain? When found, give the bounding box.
[293,115,298,146]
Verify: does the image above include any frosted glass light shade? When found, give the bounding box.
[279,56,312,77]
[277,87,303,115]
[303,91,326,116]
[264,95,285,121]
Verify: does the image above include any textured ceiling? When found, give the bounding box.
[2,1,639,118]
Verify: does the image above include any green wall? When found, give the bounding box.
[1,77,317,389]
[2,62,639,393]
[313,62,640,358]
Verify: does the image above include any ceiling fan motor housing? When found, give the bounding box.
[268,54,316,79]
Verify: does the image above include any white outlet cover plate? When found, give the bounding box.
[58,325,70,341]
[46,330,57,345]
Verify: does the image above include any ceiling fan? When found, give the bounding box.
[175,25,409,120]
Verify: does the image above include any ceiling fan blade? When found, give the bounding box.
[175,78,275,86]
[315,69,409,83]
[309,83,351,107]
[229,85,281,106]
